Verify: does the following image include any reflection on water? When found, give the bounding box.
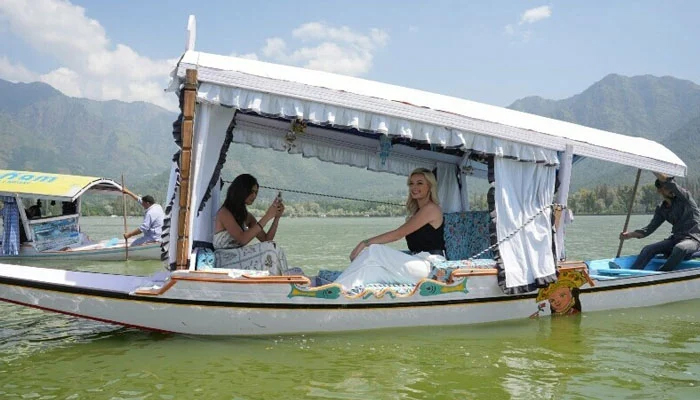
[0,216,698,399]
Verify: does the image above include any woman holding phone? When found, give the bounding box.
[213,174,288,274]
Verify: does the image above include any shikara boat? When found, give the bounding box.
[0,16,698,336]
[0,169,161,261]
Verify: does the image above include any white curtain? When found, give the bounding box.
[436,162,468,213]
[190,104,231,246]
[494,158,556,289]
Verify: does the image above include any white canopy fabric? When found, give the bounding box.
[172,50,686,177]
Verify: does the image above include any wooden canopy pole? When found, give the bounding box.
[616,168,642,258]
[176,69,197,270]
[121,174,129,261]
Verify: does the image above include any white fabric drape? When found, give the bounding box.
[459,172,470,211]
[190,105,230,247]
[494,158,556,289]
[436,162,467,213]
[232,117,432,177]
[196,83,560,165]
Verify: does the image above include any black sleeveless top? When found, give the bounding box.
[406,222,445,255]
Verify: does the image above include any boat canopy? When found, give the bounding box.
[162,16,688,293]
[0,170,125,202]
[172,50,686,177]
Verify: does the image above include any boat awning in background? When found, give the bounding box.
[0,170,125,202]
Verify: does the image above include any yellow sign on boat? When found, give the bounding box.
[0,169,123,201]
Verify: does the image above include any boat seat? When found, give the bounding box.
[443,211,493,260]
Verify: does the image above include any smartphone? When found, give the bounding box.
[277,191,283,203]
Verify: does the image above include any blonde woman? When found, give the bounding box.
[335,168,445,289]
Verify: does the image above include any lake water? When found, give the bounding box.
[1,215,698,399]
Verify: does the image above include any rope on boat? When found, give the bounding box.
[468,203,565,260]
[221,180,404,206]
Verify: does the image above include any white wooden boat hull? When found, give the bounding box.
[0,241,161,261]
[1,263,699,336]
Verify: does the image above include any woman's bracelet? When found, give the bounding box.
[363,239,370,246]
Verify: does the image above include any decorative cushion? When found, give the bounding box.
[316,269,343,286]
[195,247,216,270]
[443,211,493,260]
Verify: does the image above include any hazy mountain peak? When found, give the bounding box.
[0,79,64,113]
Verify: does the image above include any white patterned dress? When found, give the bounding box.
[212,230,289,275]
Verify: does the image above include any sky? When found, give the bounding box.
[1,0,699,112]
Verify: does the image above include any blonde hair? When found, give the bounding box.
[405,168,440,216]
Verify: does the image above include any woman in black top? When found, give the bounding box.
[349,167,444,259]
[335,168,444,289]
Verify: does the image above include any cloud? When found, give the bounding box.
[505,5,552,42]
[252,22,389,76]
[39,67,82,97]
[0,55,38,82]
[0,1,389,109]
[519,6,552,25]
[0,0,177,110]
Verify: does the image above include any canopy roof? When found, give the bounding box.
[173,48,687,177]
[0,170,125,202]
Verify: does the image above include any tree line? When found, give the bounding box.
[470,177,700,215]
[77,176,700,217]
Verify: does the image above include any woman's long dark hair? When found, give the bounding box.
[222,174,258,227]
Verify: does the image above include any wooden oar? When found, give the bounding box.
[616,169,642,258]
[122,174,129,261]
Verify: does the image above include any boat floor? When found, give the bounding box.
[587,255,700,280]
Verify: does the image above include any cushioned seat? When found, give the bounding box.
[443,211,493,260]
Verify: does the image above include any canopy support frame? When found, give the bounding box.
[176,69,197,270]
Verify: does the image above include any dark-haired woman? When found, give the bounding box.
[213,174,288,274]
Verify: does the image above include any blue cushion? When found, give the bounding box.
[443,211,493,260]
[195,247,216,270]
[316,269,343,286]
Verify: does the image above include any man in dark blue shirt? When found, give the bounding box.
[619,173,700,271]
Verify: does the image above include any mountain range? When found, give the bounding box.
[509,74,700,188]
[1,73,699,201]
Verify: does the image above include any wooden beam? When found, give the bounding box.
[176,69,197,270]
